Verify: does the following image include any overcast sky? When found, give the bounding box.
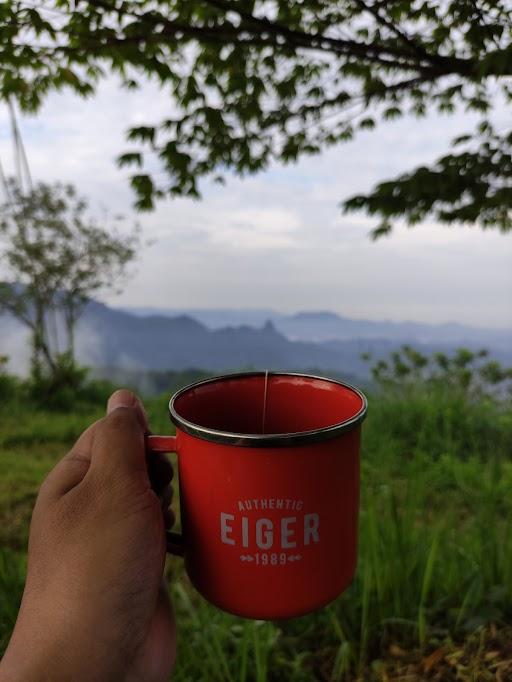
[0,78,511,329]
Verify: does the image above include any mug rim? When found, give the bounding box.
[168,371,368,447]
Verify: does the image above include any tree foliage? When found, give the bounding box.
[363,345,512,400]
[1,1,512,234]
[0,180,139,383]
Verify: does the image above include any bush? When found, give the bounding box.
[0,355,21,404]
[363,346,512,402]
[25,353,114,411]
[362,347,512,462]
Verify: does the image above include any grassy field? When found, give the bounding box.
[1,373,512,680]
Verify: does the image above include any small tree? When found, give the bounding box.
[0,180,140,384]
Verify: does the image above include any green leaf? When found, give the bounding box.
[126,127,156,145]
[452,134,472,146]
[359,117,376,130]
[370,222,392,240]
[383,107,402,121]
[117,152,143,169]
[130,174,155,211]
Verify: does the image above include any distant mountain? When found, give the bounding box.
[77,300,376,377]
[120,306,512,350]
[2,300,511,381]
[279,311,512,348]
[70,302,512,376]
[121,307,280,329]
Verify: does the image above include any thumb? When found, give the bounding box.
[106,389,149,431]
[39,391,150,501]
[88,390,149,484]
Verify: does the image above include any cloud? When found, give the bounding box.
[203,206,302,250]
[75,321,106,368]
[0,320,30,376]
[0,80,510,328]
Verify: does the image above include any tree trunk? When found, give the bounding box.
[64,298,85,366]
[65,308,75,363]
[49,305,60,357]
[33,303,56,376]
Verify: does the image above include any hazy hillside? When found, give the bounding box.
[2,299,511,381]
[77,301,384,376]
[80,302,512,377]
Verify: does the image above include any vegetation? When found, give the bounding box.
[1,351,511,680]
[1,1,511,234]
[0,180,140,398]
[363,344,512,400]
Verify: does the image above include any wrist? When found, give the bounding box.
[0,641,55,682]
[1,616,123,682]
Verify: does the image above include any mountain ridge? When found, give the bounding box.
[118,306,512,348]
[2,299,511,379]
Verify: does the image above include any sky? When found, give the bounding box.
[0,77,511,329]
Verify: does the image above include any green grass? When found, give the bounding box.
[1,384,512,680]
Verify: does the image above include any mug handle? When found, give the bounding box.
[146,434,185,557]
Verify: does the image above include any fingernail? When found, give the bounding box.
[107,389,149,431]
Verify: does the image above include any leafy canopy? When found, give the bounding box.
[1,0,512,236]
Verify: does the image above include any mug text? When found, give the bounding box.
[220,512,319,550]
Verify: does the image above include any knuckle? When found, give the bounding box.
[63,452,90,477]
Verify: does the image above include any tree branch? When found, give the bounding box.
[201,0,473,74]
[260,74,439,128]
[352,0,438,62]
[0,297,36,331]
[8,0,475,77]
[79,0,448,72]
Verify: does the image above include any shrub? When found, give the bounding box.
[0,355,21,404]
[25,353,113,411]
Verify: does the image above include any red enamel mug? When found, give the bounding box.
[148,371,367,620]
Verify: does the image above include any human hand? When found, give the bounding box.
[0,390,176,682]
